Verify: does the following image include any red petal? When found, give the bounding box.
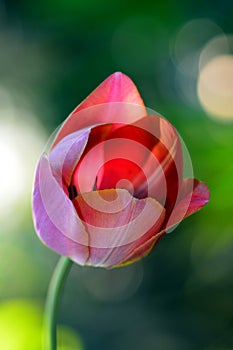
[73,72,144,112]
[52,72,146,147]
[75,115,182,211]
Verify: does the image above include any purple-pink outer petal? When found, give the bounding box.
[32,153,90,265]
[49,128,91,186]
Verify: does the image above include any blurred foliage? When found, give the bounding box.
[0,299,83,350]
[0,0,233,349]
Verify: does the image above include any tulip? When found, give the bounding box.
[32,72,209,268]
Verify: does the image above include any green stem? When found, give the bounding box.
[44,256,73,350]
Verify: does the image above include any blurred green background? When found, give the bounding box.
[0,0,233,349]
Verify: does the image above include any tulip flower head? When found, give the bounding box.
[32,72,209,268]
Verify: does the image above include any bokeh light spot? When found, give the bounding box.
[0,86,47,224]
[197,54,233,120]
[199,34,230,71]
[0,137,25,207]
[170,18,223,106]
[171,18,223,77]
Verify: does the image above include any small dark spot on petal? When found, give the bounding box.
[68,185,77,200]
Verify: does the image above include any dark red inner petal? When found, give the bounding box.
[70,119,181,214]
[96,158,148,198]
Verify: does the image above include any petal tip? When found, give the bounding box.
[107,71,133,83]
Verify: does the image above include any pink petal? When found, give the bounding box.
[72,189,165,267]
[120,179,209,265]
[184,180,210,216]
[32,154,90,265]
[165,179,210,230]
[52,72,146,147]
[73,72,145,112]
[118,229,166,267]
